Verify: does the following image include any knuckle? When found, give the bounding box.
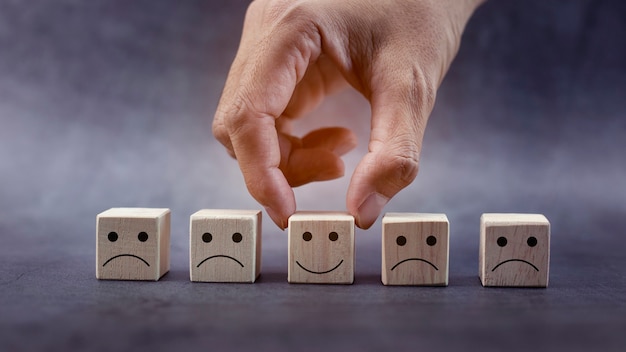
[270,1,322,60]
[212,119,228,142]
[265,0,318,27]
[221,94,254,136]
[417,74,437,111]
[212,106,233,149]
[384,147,419,189]
[406,65,437,115]
[214,94,258,154]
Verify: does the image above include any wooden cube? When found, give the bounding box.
[479,213,550,287]
[190,209,261,283]
[288,212,354,284]
[96,208,170,281]
[381,213,449,286]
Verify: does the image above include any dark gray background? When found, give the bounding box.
[1,0,625,351]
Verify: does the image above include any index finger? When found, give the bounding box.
[213,4,324,228]
[226,109,294,229]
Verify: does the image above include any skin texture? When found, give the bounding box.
[213,0,485,229]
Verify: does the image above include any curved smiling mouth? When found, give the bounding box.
[296,260,343,274]
[491,259,539,272]
[197,255,244,268]
[390,258,438,271]
[102,254,150,267]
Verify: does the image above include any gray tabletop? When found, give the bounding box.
[1,0,625,351]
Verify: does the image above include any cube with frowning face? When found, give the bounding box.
[288,212,354,284]
[96,208,170,281]
[479,213,550,287]
[190,209,261,283]
[382,213,449,286]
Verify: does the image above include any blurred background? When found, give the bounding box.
[1,0,624,261]
[1,0,625,350]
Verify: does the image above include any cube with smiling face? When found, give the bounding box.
[288,212,354,284]
[382,213,449,286]
[190,209,261,283]
[96,208,171,281]
[479,213,550,287]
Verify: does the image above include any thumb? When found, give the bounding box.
[347,63,436,229]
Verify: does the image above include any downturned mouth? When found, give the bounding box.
[491,259,539,272]
[197,255,244,268]
[102,254,150,267]
[390,258,438,271]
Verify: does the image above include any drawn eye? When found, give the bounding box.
[232,232,243,243]
[202,233,212,243]
[426,235,437,246]
[396,235,407,246]
[107,232,118,242]
[138,232,148,242]
[497,236,507,247]
[302,232,312,241]
[329,232,338,241]
[527,236,537,247]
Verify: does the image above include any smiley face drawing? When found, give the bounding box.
[288,212,354,284]
[96,208,171,281]
[479,213,550,287]
[382,213,449,286]
[189,209,261,283]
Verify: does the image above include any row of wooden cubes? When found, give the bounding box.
[96,209,550,287]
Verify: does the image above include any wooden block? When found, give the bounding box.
[381,213,449,286]
[479,213,550,287]
[288,212,354,284]
[96,208,170,281]
[189,209,261,283]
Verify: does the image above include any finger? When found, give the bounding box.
[227,116,294,229]
[283,147,346,187]
[347,58,436,229]
[301,127,357,156]
[213,2,268,158]
[215,4,325,229]
[278,127,356,187]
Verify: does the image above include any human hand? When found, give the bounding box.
[213,0,484,229]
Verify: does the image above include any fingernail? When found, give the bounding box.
[356,193,389,229]
[265,206,286,230]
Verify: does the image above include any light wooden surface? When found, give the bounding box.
[96,208,170,281]
[189,209,261,283]
[288,212,354,284]
[479,213,550,287]
[382,213,449,286]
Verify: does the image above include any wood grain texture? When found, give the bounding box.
[189,209,261,283]
[479,213,550,287]
[382,213,449,286]
[288,212,354,284]
[96,208,170,281]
